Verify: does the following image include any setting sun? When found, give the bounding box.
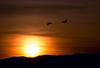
[24,45,42,57]
[23,39,43,57]
[8,35,57,58]
[20,36,44,57]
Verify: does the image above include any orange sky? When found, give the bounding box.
[0,0,100,59]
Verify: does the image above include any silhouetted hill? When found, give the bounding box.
[0,54,100,68]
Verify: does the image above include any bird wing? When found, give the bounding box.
[62,20,67,23]
[46,22,52,25]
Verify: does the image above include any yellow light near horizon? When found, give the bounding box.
[20,36,44,57]
[10,35,57,58]
[24,44,41,57]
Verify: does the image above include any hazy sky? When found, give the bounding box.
[0,0,100,58]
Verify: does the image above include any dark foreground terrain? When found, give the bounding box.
[0,54,100,68]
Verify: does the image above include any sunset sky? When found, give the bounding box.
[0,0,100,59]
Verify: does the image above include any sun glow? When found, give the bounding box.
[23,42,42,57]
[9,35,57,58]
[20,36,44,57]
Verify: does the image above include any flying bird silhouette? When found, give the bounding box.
[46,22,52,26]
[62,20,68,23]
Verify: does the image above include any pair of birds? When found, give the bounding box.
[46,20,68,26]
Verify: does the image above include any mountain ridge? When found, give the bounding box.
[0,54,100,68]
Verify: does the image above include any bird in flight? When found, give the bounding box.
[61,20,67,23]
[46,22,52,26]
[46,19,68,26]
